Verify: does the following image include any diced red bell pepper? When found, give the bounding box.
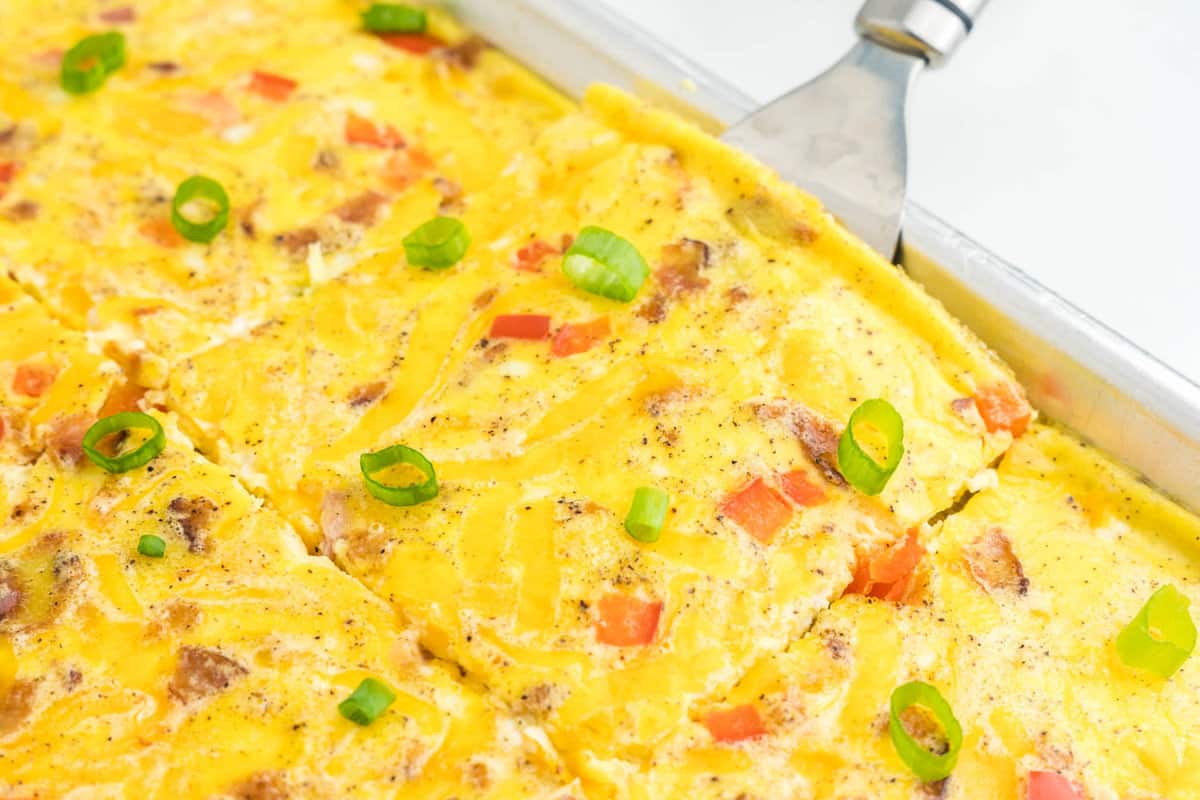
[378,33,443,54]
[845,528,924,603]
[778,469,827,507]
[248,70,298,101]
[1027,771,1084,800]
[595,593,662,646]
[12,362,58,398]
[973,382,1032,437]
[0,162,15,183]
[551,318,610,358]
[704,704,767,743]
[513,239,559,273]
[719,477,793,544]
[489,314,551,341]
[345,112,404,149]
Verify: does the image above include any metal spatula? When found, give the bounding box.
[721,0,989,260]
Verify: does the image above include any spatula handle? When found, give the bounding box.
[855,0,989,67]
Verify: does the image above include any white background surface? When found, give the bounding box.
[600,0,1200,383]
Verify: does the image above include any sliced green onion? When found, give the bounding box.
[837,398,904,496]
[137,534,166,558]
[402,217,470,270]
[624,486,668,543]
[361,3,427,33]
[561,226,649,302]
[889,680,963,782]
[338,677,396,726]
[82,411,166,474]
[171,175,230,244]
[1116,584,1196,678]
[61,32,126,95]
[360,444,438,507]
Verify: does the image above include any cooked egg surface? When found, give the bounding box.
[0,0,569,377]
[0,0,1196,797]
[167,84,1026,776]
[620,425,1200,799]
[0,274,578,798]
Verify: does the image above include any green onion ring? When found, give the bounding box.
[171,175,230,244]
[1116,584,1196,678]
[360,444,438,507]
[402,217,471,270]
[61,32,126,95]
[561,226,649,302]
[361,3,427,33]
[137,534,166,558]
[338,677,396,726]
[624,486,669,543]
[837,398,904,496]
[82,411,166,474]
[889,680,963,782]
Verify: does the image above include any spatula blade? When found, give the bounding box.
[720,40,923,260]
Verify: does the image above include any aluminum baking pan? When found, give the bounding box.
[435,0,1200,514]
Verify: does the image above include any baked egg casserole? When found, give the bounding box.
[0,1,1196,799]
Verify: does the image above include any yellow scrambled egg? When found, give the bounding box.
[0,277,579,798]
[0,1,1197,798]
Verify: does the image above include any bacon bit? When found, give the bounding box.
[247,71,297,102]
[319,490,350,556]
[178,91,241,131]
[636,293,669,324]
[551,318,611,358]
[345,112,404,149]
[973,382,1032,437]
[347,380,388,408]
[0,570,22,620]
[726,285,751,305]
[791,408,847,488]
[704,704,767,743]
[4,201,38,222]
[99,6,136,23]
[0,680,36,735]
[379,33,443,54]
[333,190,389,225]
[139,217,184,248]
[656,238,711,296]
[778,469,828,507]
[560,233,575,251]
[99,381,146,417]
[0,162,15,183]
[963,527,1028,596]
[231,771,289,800]
[472,287,499,311]
[437,36,489,69]
[513,240,559,273]
[169,646,248,704]
[489,314,551,341]
[719,477,793,544]
[382,148,434,190]
[595,593,662,646]
[793,220,818,244]
[1027,771,1083,800]
[12,362,58,398]
[950,397,976,417]
[274,227,320,258]
[433,176,462,213]
[844,528,924,603]
[168,496,219,553]
[47,413,93,468]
